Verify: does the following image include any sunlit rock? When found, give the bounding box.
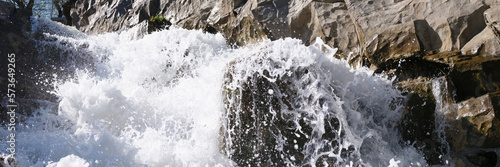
[484,6,500,44]
[445,91,500,151]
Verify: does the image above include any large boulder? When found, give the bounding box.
[445,91,500,151]
[221,67,346,166]
[398,78,443,164]
[219,39,420,166]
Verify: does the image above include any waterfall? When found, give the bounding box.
[0,18,428,167]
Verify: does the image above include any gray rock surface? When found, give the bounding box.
[67,0,500,64]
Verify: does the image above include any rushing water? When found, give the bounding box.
[0,18,431,166]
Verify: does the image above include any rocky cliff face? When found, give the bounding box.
[67,0,500,56]
[62,0,500,166]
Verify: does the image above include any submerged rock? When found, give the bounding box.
[465,150,497,167]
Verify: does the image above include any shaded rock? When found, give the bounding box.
[375,56,450,82]
[461,25,500,57]
[147,14,172,33]
[450,59,500,102]
[397,76,454,165]
[466,151,497,167]
[422,51,500,102]
[221,66,346,166]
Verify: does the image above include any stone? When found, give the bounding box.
[0,155,20,167]
[221,64,346,166]
[375,56,450,82]
[421,51,500,102]
[343,0,488,67]
[66,0,497,70]
[364,23,421,69]
[398,79,441,164]
[397,76,456,165]
[314,2,359,55]
[461,26,500,57]
[444,92,500,152]
[484,6,500,44]
[466,151,497,167]
[451,59,500,102]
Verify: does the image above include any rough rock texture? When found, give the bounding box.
[221,69,344,166]
[66,0,500,67]
[440,92,500,167]
[485,6,500,43]
[445,92,500,151]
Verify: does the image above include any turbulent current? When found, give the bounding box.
[1,18,431,166]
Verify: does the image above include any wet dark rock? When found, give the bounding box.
[0,1,42,123]
[0,155,20,167]
[1,2,88,124]
[397,77,450,165]
[376,56,450,82]
[466,151,497,167]
[444,92,500,152]
[221,66,346,166]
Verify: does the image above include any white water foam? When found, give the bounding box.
[0,18,427,166]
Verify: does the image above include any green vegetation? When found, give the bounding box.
[150,14,166,23]
[148,14,171,33]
